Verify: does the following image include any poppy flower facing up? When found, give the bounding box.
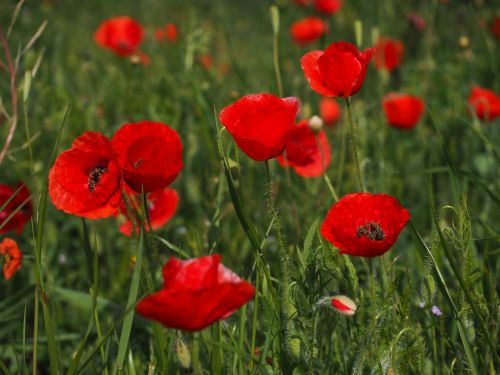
[468,86,500,122]
[373,38,405,71]
[319,98,341,126]
[301,41,374,98]
[313,0,342,15]
[382,93,425,130]
[155,23,179,42]
[219,93,300,161]
[119,188,179,236]
[290,17,328,45]
[112,122,183,193]
[0,183,32,234]
[0,237,22,280]
[94,16,144,57]
[49,132,122,219]
[277,119,331,177]
[136,254,255,331]
[321,193,410,257]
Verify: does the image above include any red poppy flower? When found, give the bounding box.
[277,119,331,177]
[0,183,32,234]
[119,188,178,236]
[301,41,374,98]
[313,0,342,15]
[219,94,300,161]
[382,93,425,130]
[321,192,410,257]
[290,17,328,45]
[136,254,255,331]
[319,98,341,126]
[112,121,183,193]
[491,16,500,40]
[373,38,405,71]
[94,16,144,57]
[468,86,500,122]
[0,237,22,280]
[155,23,179,42]
[49,132,122,219]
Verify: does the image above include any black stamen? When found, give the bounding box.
[356,222,385,241]
[88,166,107,192]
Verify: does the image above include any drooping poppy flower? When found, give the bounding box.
[94,16,144,57]
[155,23,179,42]
[0,183,32,234]
[112,121,183,193]
[48,132,122,219]
[382,93,425,130]
[0,237,22,280]
[319,98,341,126]
[219,93,300,161]
[301,41,374,97]
[373,38,405,71]
[313,0,342,15]
[136,254,255,331]
[118,188,179,236]
[321,192,410,257]
[330,295,357,316]
[468,86,500,121]
[290,17,328,45]
[277,119,331,177]
[491,16,500,40]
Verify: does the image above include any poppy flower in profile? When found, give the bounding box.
[219,93,300,161]
[155,23,179,42]
[301,41,374,98]
[277,119,331,177]
[313,0,342,15]
[319,98,341,126]
[94,16,144,57]
[468,86,500,122]
[119,188,179,236]
[373,38,405,71]
[49,132,122,219]
[0,237,22,280]
[290,17,328,45]
[382,93,425,130]
[136,254,255,331]
[0,183,32,234]
[112,121,183,193]
[321,192,410,257]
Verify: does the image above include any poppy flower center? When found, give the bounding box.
[88,166,107,192]
[356,222,385,241]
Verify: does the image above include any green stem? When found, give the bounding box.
[270,6,283,98]
[344,97,366,192]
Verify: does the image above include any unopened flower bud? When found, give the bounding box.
[308,115,323,132]
[330,295,357,316]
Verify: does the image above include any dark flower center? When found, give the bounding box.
[88,166,107,192]
[356,222,385,241]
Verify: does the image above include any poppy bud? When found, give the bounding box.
[174,336,192,369]
[330,295,357,316]
[308,115,323,132]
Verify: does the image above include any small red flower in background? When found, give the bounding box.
[219,93,300,161]
[373,38,405,71]
[277,119,331,177]
[112,121,183,193]
[330,295,357,316]
[199,54,214,70]
[382,93,425,130]
[290,17,328,45]
[468,86,500,122]
[319,98,341,126]
[301,41,374,98]
[136,254,255,331]
[119,188,179,236]
[491,16,500,40]
[293,0,311,6]
[155,23,179,42]
[408,12,427,32]
[313,0,342,15]
[49,132,122,219]
[94,16,144,57]
[0,237,22,280]
[321,193,410,257]
[0,183,32,234]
